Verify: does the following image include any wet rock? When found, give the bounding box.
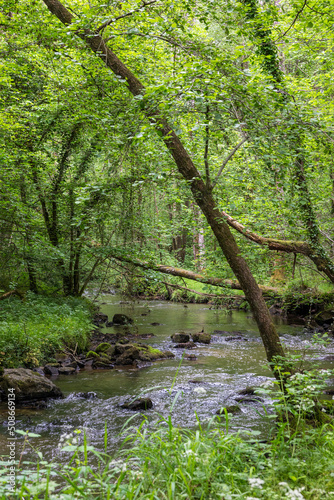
[33,367,45,377]
[324,355,334,361]
[237,386,256,396]
[20,400,48,409]
[105,346,116,358]
[188,379,203,384]
[115,347,140,365]
[93,361,114,369]
[93,313,108,326]
[63,361,77,370]
[86,351,99,359]
[224,336,247,342]
[150,322,162,326]
[216,405,241,415]
[162,351,175,358]
[234,395,264,403]
[113,314,133,325]
[192,333,211,344]
[213,330,243,336]
[186,354,197,361]
[44,365,59,376]
[95,342,112,354]
[77,391,97,399]
[105,321,114,327]
[0,368,63,402]
[58,367,76,375]
[117,338,130,344]
[114,343,170,365]
[121,397,153,411]
[171,332,190,343]
[174,342,196,349]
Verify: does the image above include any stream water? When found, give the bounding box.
[1,294,334,462]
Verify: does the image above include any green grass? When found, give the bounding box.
[1,413,334,499]
[0,294,93,368]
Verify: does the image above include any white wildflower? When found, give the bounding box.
[285,488,305,500]
[248,477,265,489]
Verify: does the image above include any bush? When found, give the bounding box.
[0,294,93,368]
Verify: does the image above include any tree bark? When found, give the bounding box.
[41,0,285,364]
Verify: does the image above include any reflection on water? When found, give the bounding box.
[1,295,333,461]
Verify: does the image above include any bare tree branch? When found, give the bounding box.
[211,137,248,190]
[96,0,159,33]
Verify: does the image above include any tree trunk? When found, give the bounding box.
[41,0,285,365]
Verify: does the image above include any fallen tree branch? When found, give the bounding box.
[0,290,24,301]
[221,210,334,283]
[104,247,279,295]
[160,280,241,298]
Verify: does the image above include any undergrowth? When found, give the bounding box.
[0,412,333,499]
[0,294,93,368]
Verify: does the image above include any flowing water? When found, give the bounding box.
[1,294,334,461]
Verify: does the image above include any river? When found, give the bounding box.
[1,294,333,461]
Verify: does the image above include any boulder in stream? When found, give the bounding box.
[95,342,112,354]
[44,365,59,376]
[120,397,153,411]
[192,332,211,344]
[0,368,63,402]
[58,367,76,375]
[174,342,196,349]
[93,313,108,326]
[114,343,171,365]
[171,332,190,343]
[77,391,97,399]
[113,314,133,325]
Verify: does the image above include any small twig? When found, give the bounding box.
[275,0,307,42]
[211,137,248,190]
[96,0,158,33]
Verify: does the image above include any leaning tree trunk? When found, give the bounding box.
[40,0,285,366]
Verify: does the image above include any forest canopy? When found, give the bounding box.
[1,0,334,322]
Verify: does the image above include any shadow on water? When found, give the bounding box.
[1,294,334,460]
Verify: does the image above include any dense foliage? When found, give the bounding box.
[1,0,334,296]
[0,295,92,367]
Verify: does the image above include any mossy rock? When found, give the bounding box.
[192,333,211,344]
[105,346,116,358]
[0,368,63,401]
[95,342,112,354]
[135,344,167,361]
[86,351,99,359]
[171,332,190,343]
